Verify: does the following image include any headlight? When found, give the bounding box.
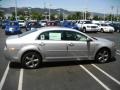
[8,48,16,51]
[87,26,91,28]
[9,28,14,31]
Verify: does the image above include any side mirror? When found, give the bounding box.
[87,38,92,42]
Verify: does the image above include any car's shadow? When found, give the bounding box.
[9,57,116,69]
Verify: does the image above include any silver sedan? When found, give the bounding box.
[4,27,116,69]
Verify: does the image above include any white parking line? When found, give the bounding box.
[80,65,111,90]
[18,69,24,90]
[0,62,10,90]
[91,64,120,85]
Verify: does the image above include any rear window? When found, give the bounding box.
[19,29,38,37]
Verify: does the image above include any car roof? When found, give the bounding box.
[37,26,78,32]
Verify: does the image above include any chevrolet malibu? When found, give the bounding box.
[4,27,116,69]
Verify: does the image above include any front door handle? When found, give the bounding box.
[39,42,45,46]
[68,43,74,46]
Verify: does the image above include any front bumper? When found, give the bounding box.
[104,29,114,32]
[4,46,20,62]
[86,28,99,32]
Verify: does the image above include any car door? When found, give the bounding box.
[37,30,68,61]
[64,31,95,60]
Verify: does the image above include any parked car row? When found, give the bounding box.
[0,19,120,35]
[68,20,120,33]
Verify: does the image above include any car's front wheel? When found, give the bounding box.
[21,51,42,69]
[95,48,111,63]
[83,28,86,33]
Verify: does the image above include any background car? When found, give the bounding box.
[2,20,9,29]
[4,27,116,69]
[61,20,79,30]
[46,21,56,26]
[109,23,120,32]
[76,20,99,32]
[5,21,22,35]
[97,23,115,33]
[26,21,41,31]
[39,20,47,27]
[18,20,26,28]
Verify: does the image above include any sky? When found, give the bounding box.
[0,0,120,14]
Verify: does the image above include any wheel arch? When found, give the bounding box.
[94,47,111,60]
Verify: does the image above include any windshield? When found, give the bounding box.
[18,21,24,23]
[101,24,109,26]
[84,21,92,24]
[19,29,38,37]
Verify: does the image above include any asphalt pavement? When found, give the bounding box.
[0,28,120,90]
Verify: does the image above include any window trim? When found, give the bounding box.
[37,30,88,41]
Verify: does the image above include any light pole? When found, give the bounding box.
[57,9,61,20]
[111,6,114,22]
[85,8,87,20]
[48,4,52,21]
[62,11,64,21]
[15,0,18,20]
[28,7,31,20]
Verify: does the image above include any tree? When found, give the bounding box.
[19,15,25,20]
[67,12,83,20]
[93,15,100,20]
[31,12,42,20]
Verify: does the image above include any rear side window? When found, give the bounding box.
[38,31,63,41]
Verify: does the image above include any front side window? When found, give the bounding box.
[64,31,87,41]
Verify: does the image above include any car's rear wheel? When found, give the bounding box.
[95,48,111,63]
[21,51,42,69]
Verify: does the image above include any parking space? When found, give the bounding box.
[0,28,120,90]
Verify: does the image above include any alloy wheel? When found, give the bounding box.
[96,49,110,63]
[22,52,41,69]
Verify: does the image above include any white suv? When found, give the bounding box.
[76,20,99,32]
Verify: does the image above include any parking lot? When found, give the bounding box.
[0,28,120,90]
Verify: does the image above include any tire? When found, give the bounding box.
[101,28,104,33]
[83,28,86,33]
[95,48,111,63]
[117,29,120,32]
[21,51,42,69]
